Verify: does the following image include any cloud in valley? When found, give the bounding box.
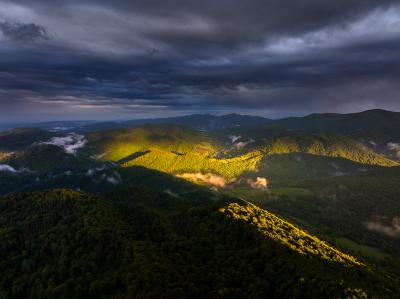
[178,173,227,188]
[247,177,268,190]
[366,216,400,237]
[0,164,18,173]
[41,133,87,154]
[387,142,400,159]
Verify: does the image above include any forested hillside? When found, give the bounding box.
[1,111,400,298]
[0,189,397,298]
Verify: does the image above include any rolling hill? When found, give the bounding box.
[77,113,272,133]
[0,128,56,152]
[265,109,400,145]
[85,124,398,185]
[1,111,400,297]
[86,124,263,179]
[259,133,398,167]
[3,144,89,174]
[0,189,397,298]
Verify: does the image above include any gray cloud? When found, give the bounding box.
[0,0,400,121]
[0,21,48,41]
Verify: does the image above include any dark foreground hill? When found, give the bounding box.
[0,189,398,298]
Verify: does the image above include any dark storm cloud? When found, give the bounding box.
[0,21,48,41]
[0,0,400,121]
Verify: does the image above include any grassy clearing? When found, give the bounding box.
[334,237,391,261]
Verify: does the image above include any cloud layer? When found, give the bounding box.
[41,133,87,154]
[1,0,400,122]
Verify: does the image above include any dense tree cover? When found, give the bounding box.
[220,201,362,266]
[236,170,400,278]
[4,145,89,174]
[259,133,397,167]
[86,124,263,179]
[266,174,400,257]
[87,124,217,161]
[0,189,396,298]
[220,109,400,146]
[0,128,55,152]
[256,153,379,184]
[86,125,398,182]
[122,149,263,180]
[0,172,35,195]
[2,116,400,298]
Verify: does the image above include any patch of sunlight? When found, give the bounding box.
[219,200,364,267]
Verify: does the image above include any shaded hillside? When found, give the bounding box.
[30,166,217,203]
[235,170,400,277]
[256,153,379,184]
[269,109,400,144]
[0,128,55,152]
[3,144,89,174]
[0,189,396,298]
[78,113,272,133]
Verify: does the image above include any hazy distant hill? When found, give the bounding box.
[269,109,400,144]
[78,113,272,132]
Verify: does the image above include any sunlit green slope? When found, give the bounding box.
[229,168,400,278]
[220,199,362,265]
[87,124,263,179]
[86,124,397,184]
[260,134,397,167]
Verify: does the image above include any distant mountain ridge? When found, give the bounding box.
[2,109,400,139]
[269,109,400,144]
[78,113,272,132]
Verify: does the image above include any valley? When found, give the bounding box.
[1,110,400,297]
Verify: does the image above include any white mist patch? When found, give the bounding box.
[86,169,95,176]
[228,135,241,143]
[164,189,179,198]
[330,162,340,170]
[365,216,400,237]
[106,171,122,185]
[106,176,119,185]
[0,164,30,174]
[42,133,87,154]
[234,138,255,149]
[246,177,268,189]
[96,164,107,171]
[50,127,70,132]
[178,173,227,188]
[90,153,106,160]
[0,164,18,173]
[387,142,400,159]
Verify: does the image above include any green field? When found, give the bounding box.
[334,237,391,261]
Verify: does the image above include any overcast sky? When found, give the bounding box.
[1,0,400,122]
